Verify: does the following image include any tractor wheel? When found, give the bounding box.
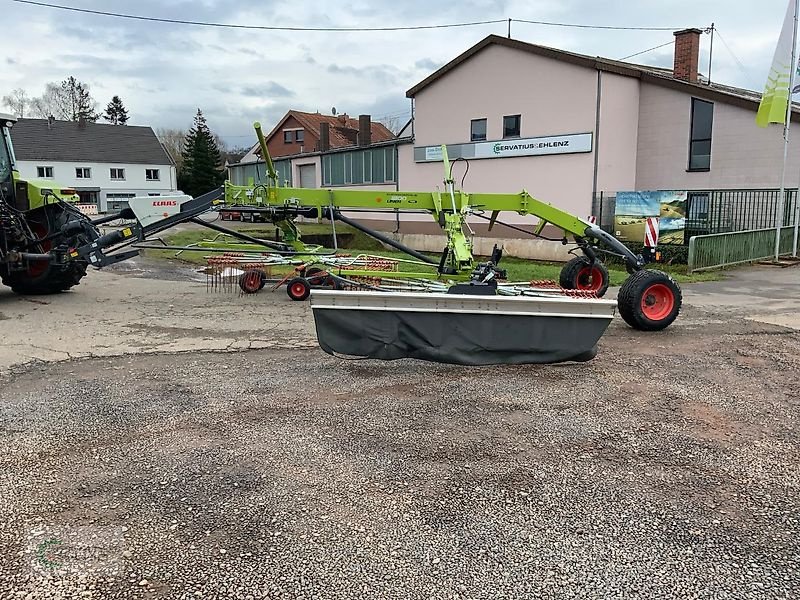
[617,270,682,331]
[238,270,266,294]
[559,256,610,297]
[1,206,90,295]
[286,277,311,301]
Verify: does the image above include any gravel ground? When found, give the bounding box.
[0,263,799,599]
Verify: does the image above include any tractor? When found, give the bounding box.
[0,113,99,294]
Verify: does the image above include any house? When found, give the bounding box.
[398,30,800,229]
[11,117,177,212]
[229,111,399,192]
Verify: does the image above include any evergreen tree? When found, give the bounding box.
[179,109,223,197]
[103,95,129,125]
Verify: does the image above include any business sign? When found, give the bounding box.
[475,133,592,158]
[424,146,443,161]
[415,132,592,163]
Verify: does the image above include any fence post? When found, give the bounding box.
[688,236,696,273]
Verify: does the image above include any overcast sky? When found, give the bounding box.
[2,0,795,146]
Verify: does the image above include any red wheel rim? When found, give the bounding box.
[290,282,307,298]
[241,271,261,293]
[576,266,604,291]
[640,283,675,321]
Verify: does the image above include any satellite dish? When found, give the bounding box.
[331,107,337,115]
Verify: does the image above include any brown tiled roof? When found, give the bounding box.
[262,110,395,153]
[406,35,800,122]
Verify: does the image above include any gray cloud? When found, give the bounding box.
[240,82,295,99]
[414,58,442,71]
[0,0,783,137]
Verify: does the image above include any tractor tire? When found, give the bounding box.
[559,256,610,297]
[617,270,682,331]
[0,206,90,295]
[286,277,311,301]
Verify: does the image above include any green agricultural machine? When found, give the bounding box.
[0,115,682,364]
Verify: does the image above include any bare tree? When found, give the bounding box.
[2,88,29,117]
[376,115,404,135]
[29,77,99,121]
[157,127,188,170]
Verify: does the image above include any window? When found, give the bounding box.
[283,130,293,144]
[470,119,487,142]
[146,169,160,181]
[37,166,54,178]
[75,167,91,179]
[295,129,304,143]
[689,98,713,171]
[110,168,125,180]
[503,115,521,138]
[322,147,396,186]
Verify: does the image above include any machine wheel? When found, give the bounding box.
[0,206,90,295]
[559,256,610,297]
[238,270,266,294]
[305,267,339,289]
[617,270,682,331]
[286,277,311,301]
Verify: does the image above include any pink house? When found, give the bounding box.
[398,30,800,222]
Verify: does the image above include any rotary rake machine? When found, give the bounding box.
[66,121,680,365]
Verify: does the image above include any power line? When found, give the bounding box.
[714,28,753,82]
[619,40,675,61]
[13,1,692,34]
[514,18,684,31]
[12,0,506,31]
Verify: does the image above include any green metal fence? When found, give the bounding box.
[688,226,796,272]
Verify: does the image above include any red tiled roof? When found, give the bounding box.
[262,110,395,152]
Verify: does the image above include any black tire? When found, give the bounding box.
[286,277,311,301]
[617,270,682,331]
[1,206,90,295]
[238,270,266,294]
[559,256,610,297]
[305,267,340,289]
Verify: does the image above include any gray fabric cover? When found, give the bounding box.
[312,308,611,365]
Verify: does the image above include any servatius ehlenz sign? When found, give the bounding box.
[415,132,593,163]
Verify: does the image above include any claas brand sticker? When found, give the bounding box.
[152,200,177,207]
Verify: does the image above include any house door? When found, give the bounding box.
[298,164,317,188]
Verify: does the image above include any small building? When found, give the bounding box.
[11,117,177,212]
[229,110,400,192]
[400,31,800,228]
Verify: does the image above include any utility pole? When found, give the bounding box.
[707,23,715,85]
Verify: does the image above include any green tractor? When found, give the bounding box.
[0,113,97,294]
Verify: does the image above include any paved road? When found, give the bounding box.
[0,264,798,599]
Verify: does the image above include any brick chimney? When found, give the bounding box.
[358,114,371,147]
[673,28,703,83]
[319,122,330,151]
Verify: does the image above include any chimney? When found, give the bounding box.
[673,28,703,83]
[337,113,347,125]
[319,122,330,151]
[78,116,87,129]
[358,114,371,147]
[47,115,55,129]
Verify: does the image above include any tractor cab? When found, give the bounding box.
[0,113,17,208]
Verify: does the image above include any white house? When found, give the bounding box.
[11,117,177,212]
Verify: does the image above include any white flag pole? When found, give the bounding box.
[776,0,800,261]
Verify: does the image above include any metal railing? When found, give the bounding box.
[593,189,800,246]
[687,226,796,272]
